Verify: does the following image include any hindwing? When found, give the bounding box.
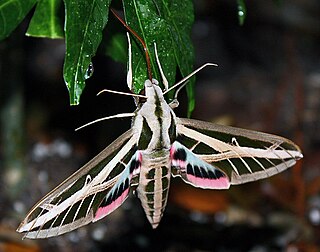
[171,141,230,189]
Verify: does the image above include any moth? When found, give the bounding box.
[17,32,302,239]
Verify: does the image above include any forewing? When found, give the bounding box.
[17,130,139,239]
[176,118,303,185]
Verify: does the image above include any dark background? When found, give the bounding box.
[0,1,319,251]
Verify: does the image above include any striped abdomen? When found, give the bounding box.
[136,152,171,228]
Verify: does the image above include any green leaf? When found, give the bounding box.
[26,0,64,38]
[165,1,195,116]
[105,33,127,64]
[122,0,195,115]
[237,0,246,26]
[0,0,37,40]
[63,0,111,105]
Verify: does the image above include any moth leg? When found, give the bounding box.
[126,32,133,91]
[154,42,169,90]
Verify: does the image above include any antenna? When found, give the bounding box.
[97,89,147,99]
[163,63,218,95]
[75,113,135,131]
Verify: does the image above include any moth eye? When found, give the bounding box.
[139,89,146,96]
[138,90,147,103]
[138,96,147,104]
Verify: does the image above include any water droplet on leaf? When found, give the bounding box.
[84,62,94,79]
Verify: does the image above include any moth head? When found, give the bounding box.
[143,78,165,101]
[144,78,159,87]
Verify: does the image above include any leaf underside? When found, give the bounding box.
[26,0,64,38]
[122,0,195,114]
[63,0,112,105]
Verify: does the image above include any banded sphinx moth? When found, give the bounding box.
[17,30,302,239]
